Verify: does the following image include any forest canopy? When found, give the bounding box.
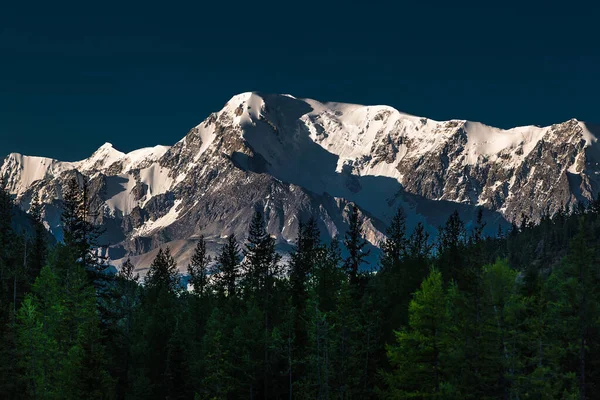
[1,178,600,399]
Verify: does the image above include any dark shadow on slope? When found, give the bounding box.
[102,176,130,209]
[231,94,511,240]
[10,204,57,244]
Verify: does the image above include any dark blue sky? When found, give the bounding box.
[1,1,599,160]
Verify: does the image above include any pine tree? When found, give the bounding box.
[518,275,564,398]
[213,235,241,298]
[379,206,407,274]
[343,204,370,286]
[302,289,331,399]
[312,237,344,313]
[119,257,138,282]
[231,303,263,398]
[164,319,191,400]
[28,192,47,283]
[0,180,27,399]
[62,178,97,266]
[16,245,114,399]
[288,217,321,386]
[546,219,600,399]
[0,178,15,304]
[437,210,467,284]
[131,248,183,399]
[241,209,282,397]
[290,217,321,308]
[329,280,362,398]
[407,221,432,260]
[146,247,180,293]
[482,259,524,398]
[61,177,107,287]
[108,258,139,398]
[199,308,235,399]
[0,178,13,272]
[381,268,456,398]
[299,239,343,398]
[242,209,281,298]
[188,236,211,297]
[357,291,382,397]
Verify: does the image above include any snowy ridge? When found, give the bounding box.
[0,153,74,195]
[217,93,599,218]
[2,91,599,269]
[1,143,172,195]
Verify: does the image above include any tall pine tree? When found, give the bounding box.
[343,204,370,287]
[187,236,211,297]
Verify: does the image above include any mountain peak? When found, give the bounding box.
[75,142,126,172]
[99,142,114,149]
[2,92,599,269]
[90,142,124,157]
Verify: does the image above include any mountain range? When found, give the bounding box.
[2,92,599,271]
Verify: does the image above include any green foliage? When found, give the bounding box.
[16,249,114,399]
[437,210,467,284]
[188,236,210,297]
[377,208,430,339]
[28,192,47,283]
[381,268,453,399]
[343,204,370,285]
[8,182,600,399]
[242,210,282,296]
[213,235,241,298]
[61,177,104,272]
[145,247,180,293]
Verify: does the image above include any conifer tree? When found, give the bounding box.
[200,308,235,399]
[108,257,139,397]
[379,206,407,274]
[546,219,600,399]
[482,259,524,398]
[329,280,362,398]
[242,209,282,397]
[16,245,114,399]
[0,179,15,306]
[145,247,179,293]
[164,319,191,400]
[119,257,138,282]
[213,235,241,298]
[243,209,281,298]
[0,180,26,399]
[312,237,344,313]
[28,192,47,282]
[376,207,413,338]
[188,236,211,297]
[299,239,343,398]
[303,291,331,399]
[407,221,432,260]
[381,268,456,398]
[343,204,370,286]
[61,177,106,282]
[131,248,182,399]
[288,217,321,391]
[437,210,467,284]
[290,217,321,310]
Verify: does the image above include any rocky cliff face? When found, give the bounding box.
[2,92,598,270]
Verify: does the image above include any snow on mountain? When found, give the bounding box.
[75,142,125,172]
[1,153,73,196]
[2,92,598,270]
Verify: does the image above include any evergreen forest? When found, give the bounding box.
[2,177,600,399]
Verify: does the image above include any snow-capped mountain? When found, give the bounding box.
[2,92,599,270]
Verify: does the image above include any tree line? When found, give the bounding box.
[1,176,600,399]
